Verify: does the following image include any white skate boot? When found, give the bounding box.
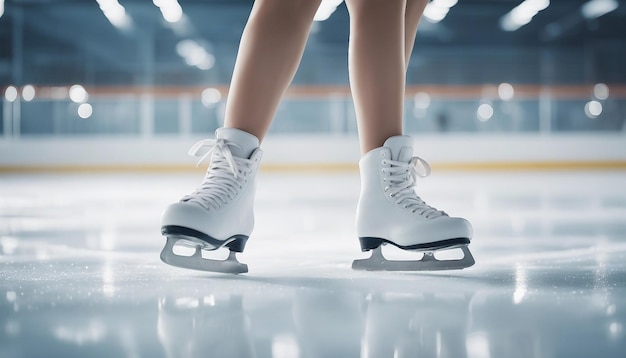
[160,127,262,274]
[352,135,474,271]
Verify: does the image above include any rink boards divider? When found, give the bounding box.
[1,162,626,173]
[0,134,625,173]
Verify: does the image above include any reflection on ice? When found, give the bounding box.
[157,295,255,358]
[150,285,625,358]
[513,263,527,304]
[466,332,490,358]
[53,320,106,346]
[1,273,626,357]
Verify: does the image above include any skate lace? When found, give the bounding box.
[382,156,447,219]
[181,138,254,210]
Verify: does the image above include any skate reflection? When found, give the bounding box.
[155,290,364,358]
[157,295,254,358]
[361,293,472,358]
[2,280,623,358]
[467,290,625,358]
[154,283,626,358]
[292,289,364,357]
[155,289,473,358]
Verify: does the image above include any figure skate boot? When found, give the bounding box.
[353,135,474,271]
[160,127,262,274]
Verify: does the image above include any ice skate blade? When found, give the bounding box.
[352,246,475,271]
[160,237,248,274]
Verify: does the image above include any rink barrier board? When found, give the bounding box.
[15,84,626,99]
[1,161,626,173]
[2,134,624,172]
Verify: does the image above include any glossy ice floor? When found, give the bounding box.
[1,171,625,358]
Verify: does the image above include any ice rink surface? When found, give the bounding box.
[1,170,625,358]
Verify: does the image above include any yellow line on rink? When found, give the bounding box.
[1,161,626,173]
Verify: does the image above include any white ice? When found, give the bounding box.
[1,171,625,357]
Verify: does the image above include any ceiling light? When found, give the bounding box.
[314,0,343,22]
[593,83,609,100]
[498,83,515,101]
[423,0,458,24]
[4,86,18,102]
[22,85,36,102]
[78,103,93,119]
[153,0,184,23]
[500,0,550,32]
[584,100,602,118]
[477,103,494,122]
[201,88,222,107]
[176,40,215,71]
[96,0,130,29]
[581,0,618,19]
[69,85,88,103]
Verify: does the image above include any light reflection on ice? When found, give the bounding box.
[465,332,491,358]
[0,236,19,255]
[6,290,17,302]
[102,262,116,297]
[609,322,623,338]
[53,320,106,345]
[271,334,300,358]
[513,262,528,305]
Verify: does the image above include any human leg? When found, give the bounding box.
[348,0,474,271]
[404,0,429,69]
[225,0,322,142]
[345,0,406,154]
[160,0,321,273]
[346,0,427,154]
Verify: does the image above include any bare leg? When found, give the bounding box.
[352,0,475,272]
[224,0,322,142]
[346,0,406,154]
[404,0,429,69]
[347,0,428,154]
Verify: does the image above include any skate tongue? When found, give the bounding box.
[383,135,414,162]
[216,127,260,159]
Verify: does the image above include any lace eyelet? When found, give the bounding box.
[382,160,388,165]
[381,152,386,157]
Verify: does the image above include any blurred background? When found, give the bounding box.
[0,0,625,170]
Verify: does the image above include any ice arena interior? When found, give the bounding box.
[1,0,626,357]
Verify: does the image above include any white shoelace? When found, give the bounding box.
[382,156,446,219]
[181,138,253,210]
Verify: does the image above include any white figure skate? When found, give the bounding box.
[353,135,474,271]
[160,128,262,274]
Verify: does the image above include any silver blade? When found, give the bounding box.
[352,246,475,271]
[160,236,248,274]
